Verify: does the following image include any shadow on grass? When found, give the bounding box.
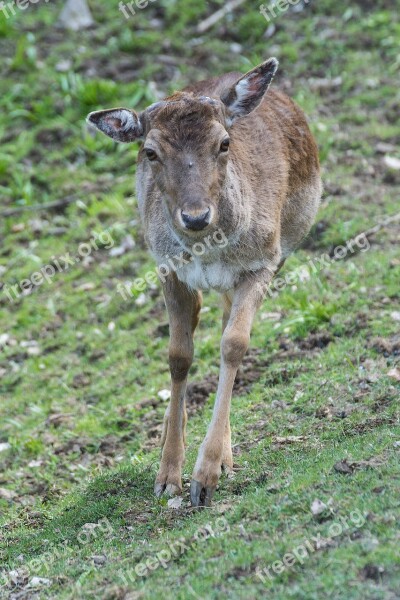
[2,464,157,565]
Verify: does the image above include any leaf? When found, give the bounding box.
[27,577,52,588]
[0,487,17,500]
[167,496,183,509]
[383,156,400,170]
[387,368,400,382]
[311,498,328,516]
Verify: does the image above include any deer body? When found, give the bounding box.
[88,59,322,506]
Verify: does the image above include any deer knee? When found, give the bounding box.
[169,349,192,381]
[221,331,250,367]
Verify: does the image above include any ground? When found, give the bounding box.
[0,0,399,599]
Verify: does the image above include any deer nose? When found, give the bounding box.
[181,207,211,231]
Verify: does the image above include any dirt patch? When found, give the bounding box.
[227,565,254,579]
[186,348,274,414]
[372,391,396,413]
[36,127,72,147]
[186,377,217,415]
[342,416,396,436]
[71,373,91,388]
[370,335,400,357]
[343,312,371,336]
[52,434,131,459]
[298,331,332,350]
[235,349,271,392]
[277,330,332,357]
[53,436,90,455]
[358,455,388,469]
[315,403,357,420]
[334,453,388,475]
[79,56,142,84]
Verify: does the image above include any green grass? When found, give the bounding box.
[0,1,399,598]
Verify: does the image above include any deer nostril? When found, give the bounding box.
[181,208,211,231]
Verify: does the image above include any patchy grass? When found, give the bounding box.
[0,0,399,598]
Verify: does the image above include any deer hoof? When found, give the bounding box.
[190,479,216,507]
[154,480,181,498]
[154,481,166,497]
[165,483,181,496]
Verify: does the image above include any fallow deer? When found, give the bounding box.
[87,58,322,506]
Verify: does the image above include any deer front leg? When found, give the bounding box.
[190,271,272,507]
[154,273,202,498]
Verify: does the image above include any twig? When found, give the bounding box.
[362,211,400,238]
[0,195,77,217]
[196,0,246,34]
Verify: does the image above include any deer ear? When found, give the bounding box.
[221,58,279,124]
[86,108,143,142]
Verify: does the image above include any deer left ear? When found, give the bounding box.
[86,108,143,142]
[221,58,279,124]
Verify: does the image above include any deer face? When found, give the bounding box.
[87,58,278,235]
[140,95,231,233]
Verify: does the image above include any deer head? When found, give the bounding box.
[87,58,278,235]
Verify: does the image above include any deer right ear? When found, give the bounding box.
[86,108,143,143]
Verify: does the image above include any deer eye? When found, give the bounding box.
[220,138,230,152]
[145,148,157,161]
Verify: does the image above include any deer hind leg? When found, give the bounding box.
[154,273,202,498]
[222,292,232,333]
[221,292,234,474]
[190,271,273,507]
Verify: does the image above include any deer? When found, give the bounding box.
[87,58,322,507]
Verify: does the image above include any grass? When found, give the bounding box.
[0,0,399,598]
